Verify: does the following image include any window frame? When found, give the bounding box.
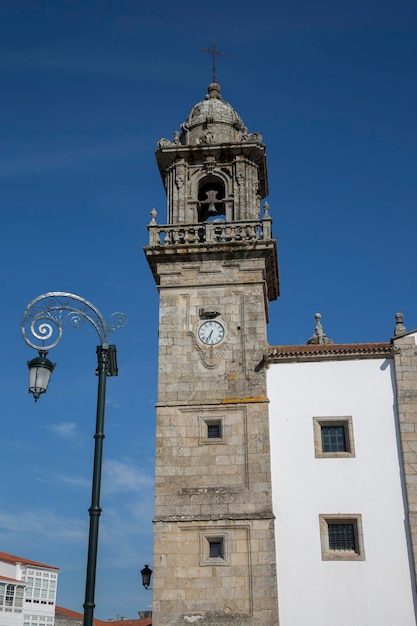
[200,533,228,566]
[319,514,365,561]
[0,583,26,613]
[313,416,355,458]
[199,416,225,445]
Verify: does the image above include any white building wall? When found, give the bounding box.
[0,566,17,581]
[268,357,417,626]
[0,610,24,626]
[0,560,57,626]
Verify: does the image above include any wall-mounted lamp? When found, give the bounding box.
[141,564,153,590]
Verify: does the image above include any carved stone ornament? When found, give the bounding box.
[307,313,334,345]
[199,308,221,319]
[243,131,263,143]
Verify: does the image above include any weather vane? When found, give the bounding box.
[200,40,228,83]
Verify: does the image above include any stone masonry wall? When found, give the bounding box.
[151,252,279,625]
[393,332,417,590]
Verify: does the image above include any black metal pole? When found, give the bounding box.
[83,345,109,626]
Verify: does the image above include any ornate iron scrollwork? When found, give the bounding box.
[22,291,128,350]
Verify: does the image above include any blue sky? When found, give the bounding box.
[0,0,416,619]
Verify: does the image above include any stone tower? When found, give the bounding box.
[144,82,279,626]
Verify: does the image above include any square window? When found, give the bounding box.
[313,416,355,458]
[200,533,228,566]
[321,425,346,452]
[198,416,225,445]
[319,514,365,561]
[209,540,223,558]
[207,422,221,439]
[328,523,355,551]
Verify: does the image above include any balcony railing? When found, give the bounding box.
[147,211,273,248]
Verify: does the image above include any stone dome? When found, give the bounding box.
[179,83,248,146]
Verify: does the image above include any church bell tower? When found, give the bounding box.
[144,82,279,626]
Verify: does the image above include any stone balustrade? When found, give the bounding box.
[147,218,273,247]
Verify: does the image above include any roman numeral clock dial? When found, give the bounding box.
[198,320,225,345]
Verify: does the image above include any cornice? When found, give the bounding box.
[268,342,393,363]
[154,511,275,523]
[144,238,279,301]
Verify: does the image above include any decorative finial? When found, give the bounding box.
[206,82,222,101]
[149,208,157,225]
[307,313,334,345]
[394,312,407,337]
[200,40,228,83]
[263,202,270,218]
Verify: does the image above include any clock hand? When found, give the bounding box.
[207,330,213,341]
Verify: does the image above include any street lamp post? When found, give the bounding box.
[21,292,127,626]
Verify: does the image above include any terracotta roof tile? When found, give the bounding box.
[108,620,152,626]
[268,342,392,362]
[55,608,151,626]
[0,552,59,571]
[55,606,107,626]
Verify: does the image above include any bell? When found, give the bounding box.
[206,203,218,217]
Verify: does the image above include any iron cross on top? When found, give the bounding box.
[201,40,228,83]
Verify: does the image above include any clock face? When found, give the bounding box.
[198,320,225,345]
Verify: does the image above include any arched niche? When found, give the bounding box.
[197,175,226,222]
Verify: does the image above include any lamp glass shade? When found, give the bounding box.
[140,564,152,589]
[28,352,55,401]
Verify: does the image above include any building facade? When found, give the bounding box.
[268,319,417,625]
[145,83,417,625]
[0,553,59,626]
